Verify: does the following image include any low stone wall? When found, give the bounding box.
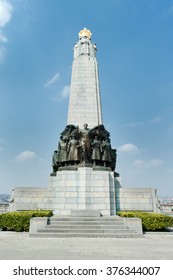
[10,187,53,212]
[0,203,9,213]
[115,187,161,213]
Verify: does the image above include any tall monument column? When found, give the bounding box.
[67,28,103,128]
[47,28,118,216]
[51,28,117,172]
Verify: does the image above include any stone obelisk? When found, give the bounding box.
[67,28,103,128]
[46,28,116,216]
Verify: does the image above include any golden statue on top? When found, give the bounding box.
[78,28,92,39]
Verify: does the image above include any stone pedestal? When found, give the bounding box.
[49,167,116,216]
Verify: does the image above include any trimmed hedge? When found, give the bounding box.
[0,210,53,232]
[117,211,173,231]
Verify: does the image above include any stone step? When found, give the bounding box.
[30,232,143,238]
[45,225,128,229]
[50,217,124,223]
[38,228,135,234]
[29,215,143,238]
[50,217,123,221]
[49,221,125,226]
[50,216,122,221]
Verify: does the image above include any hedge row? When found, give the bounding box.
[0,210,53,232]
[1,210,172,232]
[118,211,173,231]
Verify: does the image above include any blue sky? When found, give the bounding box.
[0,0,173,197]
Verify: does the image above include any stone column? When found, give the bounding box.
[67,28,103,128]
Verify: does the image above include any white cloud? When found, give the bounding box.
[0,32,7,42]
[16,151,36,161]
[53,85,70,101]
[151,116,161,124]
[0,0,13,63]
[61,85,70,98]
[150,159,163,166]
[118,143,139,153]
[44,72,60,87]
[0,0,13,28]
[0,46,5,62]
[134,159,163,167]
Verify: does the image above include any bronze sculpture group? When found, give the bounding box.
[51,123,117,175]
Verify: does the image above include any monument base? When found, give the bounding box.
[10,167,160,214]
[49,167,116,216]
[10,167,116,216]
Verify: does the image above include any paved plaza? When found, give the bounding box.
[0,231,173,260]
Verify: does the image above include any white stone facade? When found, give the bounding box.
[115,187,161,213]
[67,38,102,128]
[48,167,115,216]
[10,174,160,215]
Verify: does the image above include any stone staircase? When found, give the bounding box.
[29,214,143,238]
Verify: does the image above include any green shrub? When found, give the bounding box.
[0,210,53,232]
[117,211,173,231]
